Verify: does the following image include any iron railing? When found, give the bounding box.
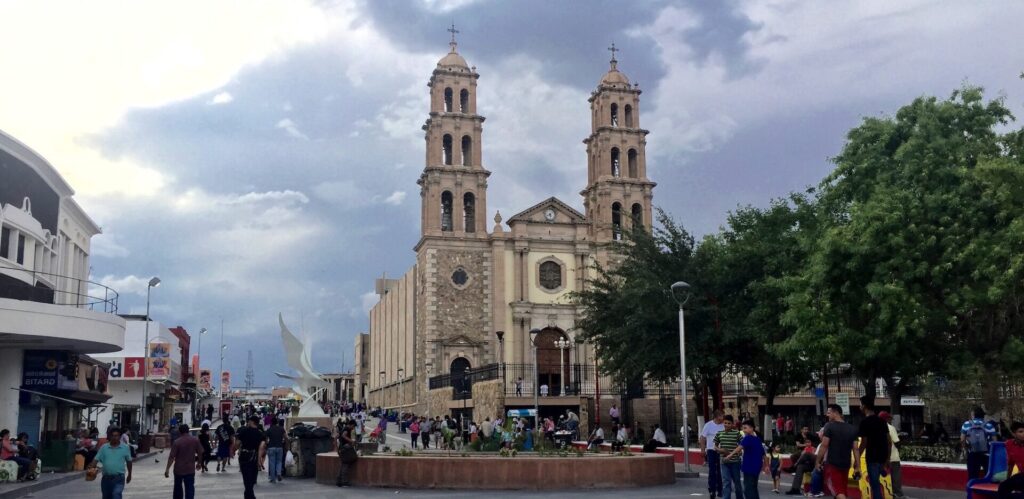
[0,261,118,313]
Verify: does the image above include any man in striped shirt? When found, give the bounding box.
[715,415,745,499]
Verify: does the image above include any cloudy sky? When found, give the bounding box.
[2,0,1022,388]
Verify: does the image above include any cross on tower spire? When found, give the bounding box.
[448,22,460,52]
[608,43,619,62]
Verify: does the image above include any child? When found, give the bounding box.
[725,420,768,499]
[999,421,1024,497]
[769,442,783,493]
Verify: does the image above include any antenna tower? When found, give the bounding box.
[245,350,255,392]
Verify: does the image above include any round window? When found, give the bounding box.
[451,268,469,287]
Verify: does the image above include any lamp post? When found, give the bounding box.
[379,371,385,407]
[554,338,570,396]
[397,368,404,407]
[495,330,505,392]
[219,345,227,396]
[462,366,471,431]
[194,327,206,421]
[529,328,541,425]
[671,281,697,476]
[140,276,160,435]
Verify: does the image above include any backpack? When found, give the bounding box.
[965,424,990,453]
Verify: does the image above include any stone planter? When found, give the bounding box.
[358,442,378,456]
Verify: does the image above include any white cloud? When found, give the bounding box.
[209,91,234,105]
[360,291,378,313]
[90,233,130,258]
[383,191,407,205]
[97,274,151,297]
[276,118,310,140]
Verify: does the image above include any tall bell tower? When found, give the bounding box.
[418,26,489,240]
[581,45,655,244]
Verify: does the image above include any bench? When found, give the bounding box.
[967,442,1008,499]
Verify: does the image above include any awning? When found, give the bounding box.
[507,408,537,417]
[13,386,111,406]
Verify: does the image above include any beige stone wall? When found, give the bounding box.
[427,387,453,419]
[368,266,416,403]
[470,379,504,422]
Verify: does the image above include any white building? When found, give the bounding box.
[0,129,125,452]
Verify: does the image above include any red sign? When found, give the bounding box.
[117,357,145,379]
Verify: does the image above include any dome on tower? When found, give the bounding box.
[437,48,469,69]
[599,59,630,86]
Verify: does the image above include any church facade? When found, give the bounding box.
[361,37,656,419]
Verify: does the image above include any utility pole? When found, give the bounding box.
[245,350,255,393]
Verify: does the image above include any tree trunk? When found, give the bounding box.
[883,376,902,421]
[861,375,877,411]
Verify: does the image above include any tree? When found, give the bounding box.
[702,195,819,415]
[784,86,1024,414]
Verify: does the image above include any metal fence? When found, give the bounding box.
[0,262,119,313]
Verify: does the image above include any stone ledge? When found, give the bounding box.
[315,452,674,489]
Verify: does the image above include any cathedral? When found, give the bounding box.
[356,34,656,422]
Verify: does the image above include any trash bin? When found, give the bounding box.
[289,425,333,478]
[40,438,75,472]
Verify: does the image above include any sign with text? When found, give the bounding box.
[900,396,925,407]
[108,357,146,380]
[220,371,230,394]
[22,350,77,390]
[199,369,212,391]
[835,393,850,416]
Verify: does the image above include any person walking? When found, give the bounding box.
[265,418,287,483]
[961,407,998,480]
[854,399,890,499]
[197,423,212,473]
[233,415,267,499]
[87,427,133,499]
[409,418,420,449]
[724,420,767,499]
[164,424,203,499]
[879,411,905,499]
[816,404,858,499]
[215,418,235,472]
[336,420,356,487]
[515,377,523,397]
[715,415,745,499]
[609,404,620,425]
[700,410,726,499]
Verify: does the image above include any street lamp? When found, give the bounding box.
[379,371,385,407]
[495,331,505,391]
[530,328,541,426]
[671,281,697,476]
[140,276,160,434]
[397,368,404,406]
[196,327,207,372]
[194,327,207,421]
[219,345,227,397]
[462,366,471,431]
[554,338,570,396]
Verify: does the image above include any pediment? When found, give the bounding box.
[507,197,587,225]
[438,334,484,347]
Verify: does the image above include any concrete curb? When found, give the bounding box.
[0,451,158,499]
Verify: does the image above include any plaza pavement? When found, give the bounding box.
[20,422,966,499]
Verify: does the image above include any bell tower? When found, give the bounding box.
[418,26,489,240]
[581,44,655,243]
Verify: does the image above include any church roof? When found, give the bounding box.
[508,196,587,223]
[437,48,469,69]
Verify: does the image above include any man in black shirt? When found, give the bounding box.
[817,403,858,499]
[232,416,266,499]
[265,418,287,483]
[854,398,890,499]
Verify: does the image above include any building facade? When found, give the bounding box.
[0,129,125,454]
[363,40,655,422]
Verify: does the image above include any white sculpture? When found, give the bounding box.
[275,313,329,417]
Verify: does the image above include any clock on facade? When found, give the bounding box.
[544,209,556,221]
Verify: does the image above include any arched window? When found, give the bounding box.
[612,202,622,241]
[444,88,453,112]
[441,191,453,231]
[463,192,476,233]
[624,104,633,127]
[628,149,638,177]
[461,135,472,166]
[460,89,469,113]
[610,147,620,177]
[610,103,619,127]
[631,203,643,229]
[442,134,453,165]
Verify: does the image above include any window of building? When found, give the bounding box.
[441,191,454,231]
[610,103,618,127]
[463,192,476,233]
[612,202,622,241]
[611,148,620,177]
[442,134,453,165]
[444,88,453,112]
[631,203,644,229]
[451,267,470,288]
[16,234,26,265]
[0,227,9,260]
[624,104,634,127]
[460,89,469,113]
[539,261,562,290]
[461,135,472,166]
[628,149,638,178]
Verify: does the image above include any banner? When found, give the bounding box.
[148,341,171,378]
[191,354,199,383]
[108,357,146,380]
[22,350,78,391]
[220,371,230,394]
[199,369,212,391]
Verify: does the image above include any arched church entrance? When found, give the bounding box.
[450,357,472,396]
[535,328,570,396]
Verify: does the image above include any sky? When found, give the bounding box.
[2,0,1022,388]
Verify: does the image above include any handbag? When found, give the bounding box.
[85,467,98,481]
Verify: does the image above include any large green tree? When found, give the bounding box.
[784,86,1024,413]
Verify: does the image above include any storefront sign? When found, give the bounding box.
[199,369,212,391]
[835,393,850,416]
[149,341,171,377]
[22,350,77,390]
[220,371,230,394]
[108,357,146,380]
[900,396,925,406]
